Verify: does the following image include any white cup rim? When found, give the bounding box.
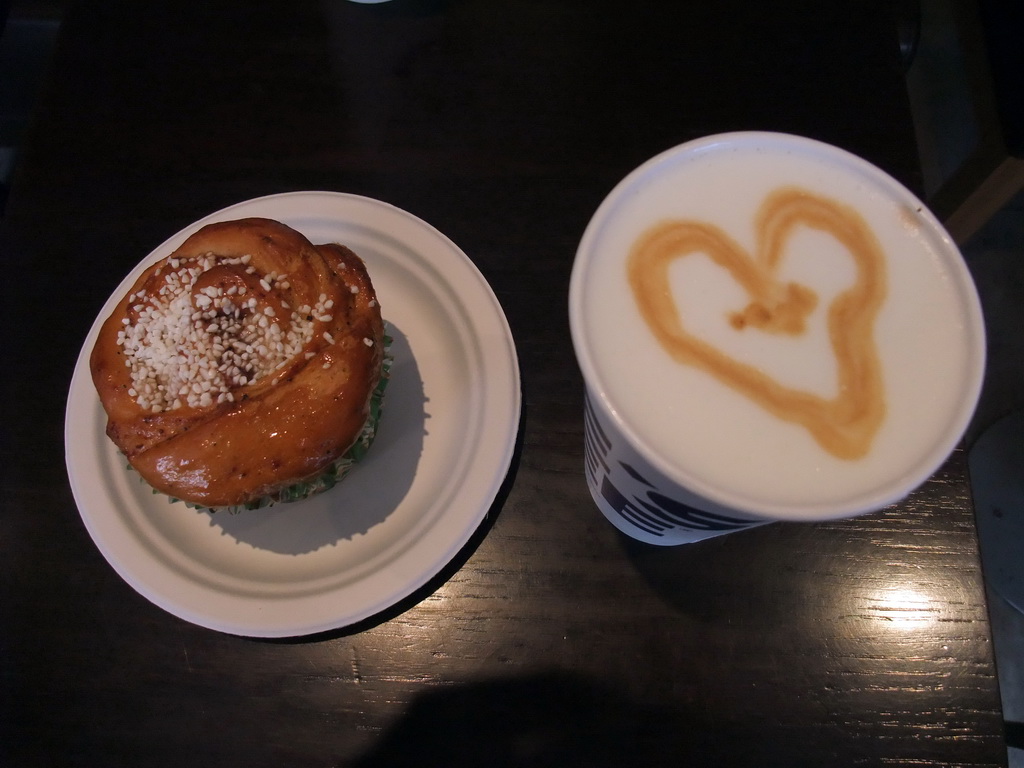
[568,131,986,521]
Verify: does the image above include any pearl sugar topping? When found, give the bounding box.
[116,252,332,413]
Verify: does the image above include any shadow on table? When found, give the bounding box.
[617,523,795,625]
[343,669,695,768]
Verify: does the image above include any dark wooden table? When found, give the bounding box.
[0,1,1007,765]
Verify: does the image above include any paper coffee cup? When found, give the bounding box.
[569,132,986,545]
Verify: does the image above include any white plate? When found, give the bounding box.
[65,192,521,638]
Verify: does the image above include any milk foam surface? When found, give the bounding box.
[571,134,985,519]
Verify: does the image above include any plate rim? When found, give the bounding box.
[65,190,521,637]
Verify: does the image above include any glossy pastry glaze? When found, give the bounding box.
[90,218,384,508]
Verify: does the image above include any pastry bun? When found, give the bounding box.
[90,217,387,511]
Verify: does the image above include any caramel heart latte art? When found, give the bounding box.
[571,133,985,537]
[628,187,887,460]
